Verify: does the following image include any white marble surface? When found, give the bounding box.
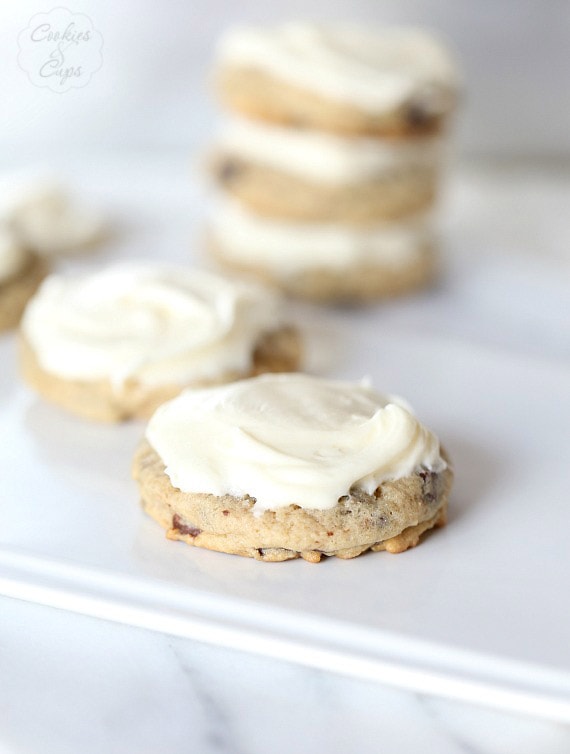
[1,595,570,754]
[1,155,570,751]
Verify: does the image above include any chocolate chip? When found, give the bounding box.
[418,469,439,504]
[172,514,201,537]
[217,159,242,184]
[327,531,334,537]
[405,101,432,129]
[222,510,230,516]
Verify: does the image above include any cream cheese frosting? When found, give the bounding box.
[22,262,283,388]
[0,171,103,256]
[146,373,446,512]
[216,116,444,184]
[0,225,29,285]
[218,23,458,115]
[211,198,433,274]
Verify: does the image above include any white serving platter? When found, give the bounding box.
[2,324,570,722]
[1,156,570,722]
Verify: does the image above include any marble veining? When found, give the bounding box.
[169,642,249,754]
[2,591,570,753]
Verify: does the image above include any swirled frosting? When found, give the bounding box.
[0,171,103,256]
[147,373,446,512]
[217,116,444,184]
[0,226,29,284]
[22,263,283,388]
[218,23,458,114]
[211,197,433,274]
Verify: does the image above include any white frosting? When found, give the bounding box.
[147,373,446,512]
[0,225,29,284]
[211,198,433,275]
[217,116,444,184]
[0,171,103,256]
[218,23,458,114]
[22,263,283,388]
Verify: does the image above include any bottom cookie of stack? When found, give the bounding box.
[208,198,437,302]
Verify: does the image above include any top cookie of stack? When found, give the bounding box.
[208,23,459,302]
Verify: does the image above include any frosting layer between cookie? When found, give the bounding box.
[22,263,283,387]
[211,198,433,273]
[216,117,444,184]
[218,23,458,115]
[146,373,446,512]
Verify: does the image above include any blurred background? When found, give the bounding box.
[1,0,569,160]
[0,0,568,363]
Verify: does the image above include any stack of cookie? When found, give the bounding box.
[207,22,459,302]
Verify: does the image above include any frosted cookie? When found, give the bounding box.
[133,374,453,562]
[215,23,458,137]
[0,171,104,256]
[20,263,300,422]
[208,197,436,301]
[0,226,47,333]
[211,116,443,222]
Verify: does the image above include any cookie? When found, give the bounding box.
[0,227,47,333]
[211,117,443,222]
[215,24,458,137]
[134,374,453,561]
[208,198,437,302]
[20,263,301,422]
[0,171,104,256]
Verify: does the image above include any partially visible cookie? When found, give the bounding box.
[215,24,459,137]
[134,374,453,561]
[20,263,301,421]
[0,171,104,257]
[0,226,47,333]
[208,197,437,302]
